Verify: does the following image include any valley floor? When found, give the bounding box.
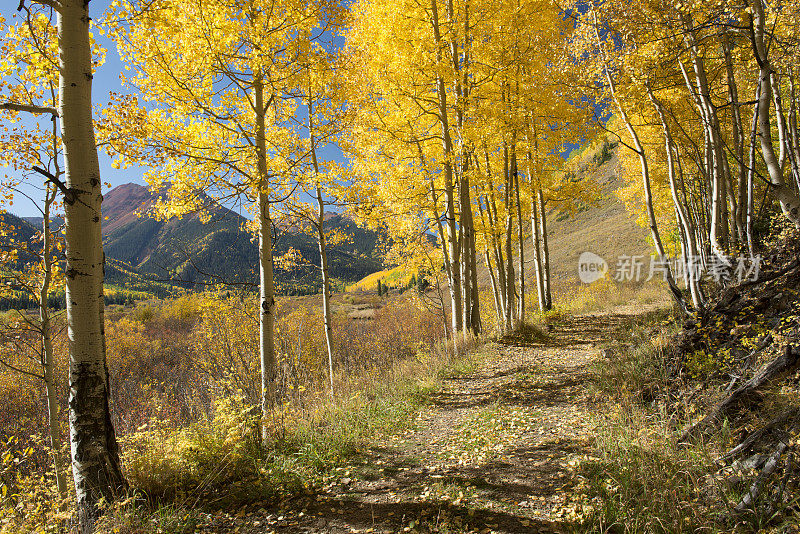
[191,309,651,533]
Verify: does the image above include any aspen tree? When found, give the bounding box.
[0,186,67,499]
[1,2,126,527]
[283,56,352,396]
[748,0,800,227]
[0,11,68,499]
[105,0,340,435]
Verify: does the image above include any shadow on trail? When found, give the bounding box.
[499,374,588,408]
[454,437,588,500]
[497,312,633,349]
[428,389,498,410]
[299,495,573,534]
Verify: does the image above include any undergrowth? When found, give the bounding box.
[579,309,717,532]
[94,336,471,533]
[580,309,800,532]
[0,291,476,533]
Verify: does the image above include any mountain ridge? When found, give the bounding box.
[13,183,385,297]
[99,183,384,294]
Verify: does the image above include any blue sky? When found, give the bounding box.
[0,0,155,217]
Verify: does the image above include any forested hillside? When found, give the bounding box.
[101,183,384,294]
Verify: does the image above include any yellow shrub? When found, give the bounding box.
[161,295,201,328]
[120,396,259,502]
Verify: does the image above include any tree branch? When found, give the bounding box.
[19,0,62,13]
[0,102,59,117]
[32,166,75,204]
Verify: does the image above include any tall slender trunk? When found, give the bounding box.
[430,180,455,340]
[315,185,334,397]
[525,129,546,312]
[503,141,517,330]
[60,0,126,527]
[530,181,545,311]
[419,138,455,331]
[679,28,729,255]
[459,174,480,333]
[512,136,525,323]
[771,71,788,171]
[41,184,67,499]
[430,0,462,332]
[594,20,688,312]
[477,190,503,329]
[787,69,800,192]
[772,69,800,193]
[255,77,277,432]
[746,84,761,254]
[459,219,470,332]
[750,0,800,226]
[483,151,507,320]
[649,89,704,310]
[723,37,747,243]
[468,213,480,334]
[537,188,552,310]
[309,89,334,397]
[484,249,502,327]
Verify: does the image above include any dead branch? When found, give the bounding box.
[734,441,788,514]
[718,407,799,462]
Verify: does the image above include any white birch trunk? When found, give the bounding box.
[512,141,525,323]
[751,0,800,227]
[649,89,704,309]
[723,38,747,244]
[255,78,277,433]
[59,0,126,526]
[315,183,334,397]
[504,175,517,328]
[537,189,552,310]
[40,185,67,499]
[430,0,462,333]
[528,151,545,312]
[308,90,335,397]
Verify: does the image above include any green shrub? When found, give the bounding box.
[132,304,156,324]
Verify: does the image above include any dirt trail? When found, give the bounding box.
[212,310,644,533]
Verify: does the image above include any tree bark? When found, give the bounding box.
[723,37,747,244]
[537,188,552,310]
[41,184,67,499]
[649,88,704,310]
[430,0,462,333]
[503,140,517,330]
[315,186,334,397]
[255,77,277,433]
[530,184,545,311]
[60,0,126,527]
[459,175,480,334]
[512,136,525,323]
[746,84,761,255]
[483,153,507,321]
[526,142,545,312]
[788,68,800,192]
[309,93,335,397]
[679,30,729,256]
